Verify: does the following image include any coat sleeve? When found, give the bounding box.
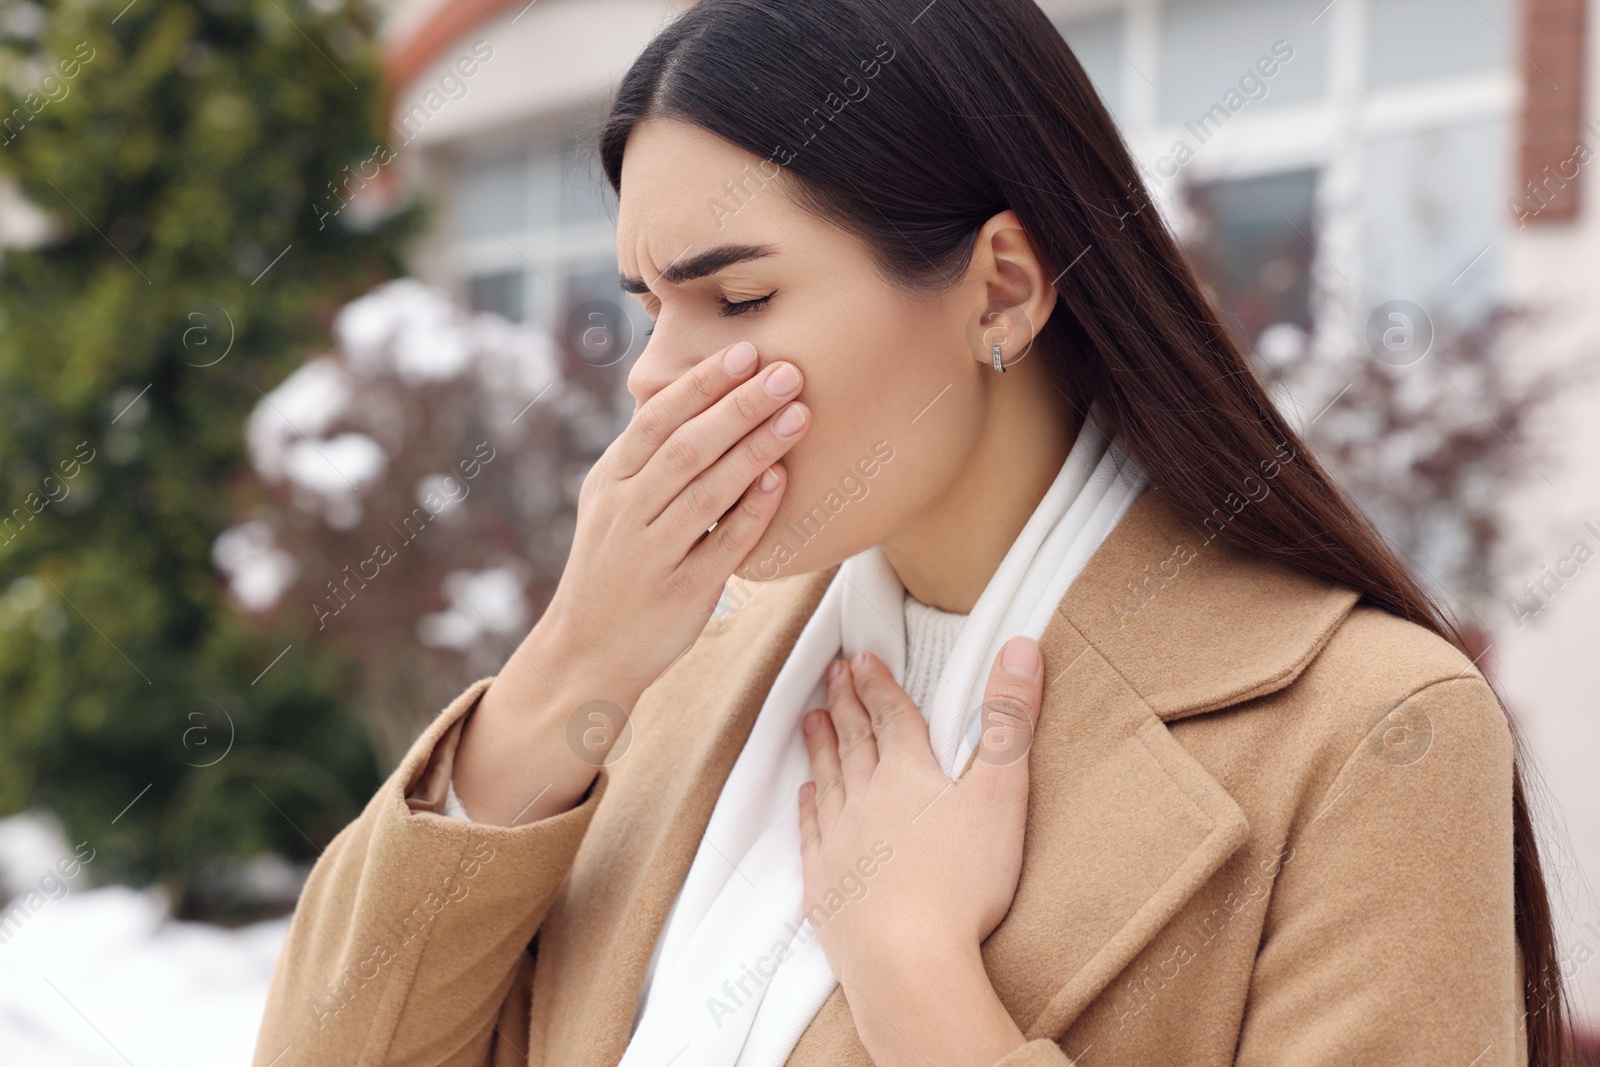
[1235,675,1526,1066]
[252,676,609,1067]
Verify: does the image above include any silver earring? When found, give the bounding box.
[991,344,1006,374]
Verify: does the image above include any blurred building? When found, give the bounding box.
[373,0,1599,1035]
[371,0,673,358]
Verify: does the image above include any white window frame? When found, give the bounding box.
[434,106,622,334]
[1040,0,1520,352]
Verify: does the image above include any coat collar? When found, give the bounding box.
[536,485,1360,1064]
[1049,483,1363,722]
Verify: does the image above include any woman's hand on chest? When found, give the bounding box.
[797,640,1043,1067]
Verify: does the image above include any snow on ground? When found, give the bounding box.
[0,811,289,1066]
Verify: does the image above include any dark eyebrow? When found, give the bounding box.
[619,243,778,294]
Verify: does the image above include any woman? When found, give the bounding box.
[253,0,1572,1064]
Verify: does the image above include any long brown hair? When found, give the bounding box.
[597,1,1573,1061]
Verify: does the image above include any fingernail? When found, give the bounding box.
[758,466,780,491]
[804,710,820,734]
[853,651,870,671]
[765,362,800,396]
[773,403,806,437]
[723,341,758,374]
[1002,637,1039,677]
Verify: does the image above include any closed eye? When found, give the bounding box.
[644,289,777,336]
[718,289,777,317]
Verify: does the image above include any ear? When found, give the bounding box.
[967,209,1059,371]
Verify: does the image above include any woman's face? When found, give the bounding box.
[617,118,1011,582]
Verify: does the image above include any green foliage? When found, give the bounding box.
[0,0,422,911]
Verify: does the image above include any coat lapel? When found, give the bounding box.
[537,486,1361,1065]
[978,487,1360,1044]
[979,615,1253,1043]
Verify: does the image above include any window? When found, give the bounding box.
[457,149,529,241]
[559,139,614,227]
[1365,0,1512,88]
[1033,0,1514,351]
[558,262,649,373]
[1157,0,1329,123]
[1361,117,1507,326]
[1182,168,1318,349]
[447,124,624,347]
[467,269,524,323]
[1052,8,1129,120]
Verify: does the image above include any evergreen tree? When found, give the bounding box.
[0,0,421,915]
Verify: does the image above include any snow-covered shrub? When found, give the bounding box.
[217,279,628,762]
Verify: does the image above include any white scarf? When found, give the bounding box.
[619,406,1149,1067]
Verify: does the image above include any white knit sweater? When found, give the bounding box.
[441,589,969,821]
[897,589,969,712]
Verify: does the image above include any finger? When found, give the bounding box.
[801,707,846,825]
[611,341,760,479]
[961,636,1043,795]
[680,460,788,585]
[826,658,879,792]
[634,358,805,523]
[847,651,936,769]
[798,779,821,870]
[652,396,809,546]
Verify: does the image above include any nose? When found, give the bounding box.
[624,336,680,413]
[625,322,738,413]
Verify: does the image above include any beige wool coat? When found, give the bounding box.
[253,487,1529,1067]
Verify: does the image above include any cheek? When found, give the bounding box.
[739,311,941,575]
[792,303,943,438]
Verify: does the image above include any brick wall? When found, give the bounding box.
[1515,0,1591,225]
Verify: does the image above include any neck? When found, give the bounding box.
[881,355,1077,614]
